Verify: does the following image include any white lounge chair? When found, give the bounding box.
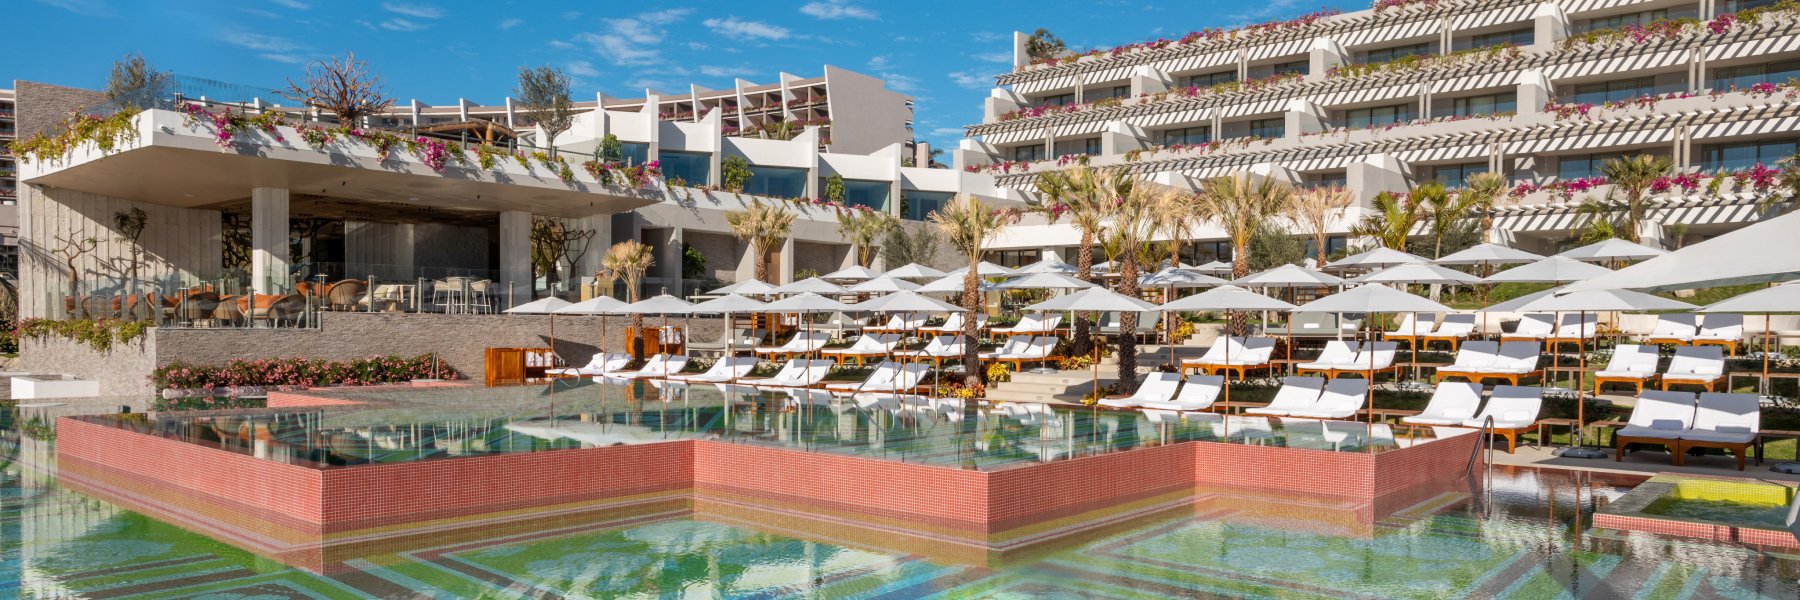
[981,335,1058,370]
[866,312,929,333]
[821,333,904,365]
[1461,384,1543,453]
[1138,375,1225,411]
[1644,314,1699,345]
[1613,390,1697,464]
[1382,313,1437,348]
[1245,377,1327,416]
[1097,372,1183,408]
[1420,313,1478,351]
[1333,341,1399,380]
[1660,346,1726,392]
[1501,313,1556,342]
[1432,340,1500,383]
[607,354,690,380]
[1694,314,1744,356]
[547,352,632,377]
[1679,392,1761,470]
[1224,415,1275,444]
[1547,313,1599,351]
[1180,336,1238,373]
[755,331,831,359]
[1458,341,1541,386]
[921,313,987,334]
[1279,417,1331,450]
[1322,420,1372,451]
[825,361,930,394]
[895,334,967,367]
[992,313,1062,336]
[1287,378,1368,419]
[1294,341,1360,377]
[1403,382,1484,426]
[1186,336,1278,380]
[738,359,834,388]
[1594,344,1660,394]
[665,356,760,383]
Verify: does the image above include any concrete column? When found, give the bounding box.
[1531,3,1568,52]
[1130,65,1169,97]
[574,215,610,294]
[1100,121,1148,156]
[1347,154,1412,206]
[660,227,685,297]
[1285,99,1328,138]
[1308,38,1347,83]
[250,187,289,294]
[1515,70,1554,116]
[498,210,532,304]
[777,237,796,284]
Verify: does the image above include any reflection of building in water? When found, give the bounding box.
[14,434,129,599]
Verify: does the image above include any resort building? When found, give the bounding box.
[0,87,19,277]
[959,0,1800,263]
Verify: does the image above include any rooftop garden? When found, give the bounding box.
[1012,10,1342,72]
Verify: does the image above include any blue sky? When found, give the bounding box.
[14,0,1356,152]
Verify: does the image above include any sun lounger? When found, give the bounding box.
[1420,313,1478,351]
[817,312,869,338]
[1644,314,1699,345]
[1286,378,1368,419]
[1693,314,1744,356]
[825,361,930,394]
[1262,312,1355,338]
[1442,341,1540,386]
[1500,313,1555,343]
[1679,392,1761,471]
[920,313,987,334]
[1381,313,1437,348]
[1179,336,1238,374]
[1224,415,1275,444]
[1138,375,1225,411]
[1432,340,1500,383]
[755,331,831,359]
[1185,336,1278,380]
[865,312,929,334]
[1461,384,1542,453]
[607,354,691,380]
[991,313,1062,336]
[1614,390,1697,464]
[738,359,834,388]
[981,335,1058,370]
[1279,417,1331,450]
[1331,341,1399,380]
[895,334,967,367]
[1594,343,1660,394]
[1097,372,1182,408]
[1659,346,1726,392]
[1323,420,1372,451]
[547,352,633,377]
[687,328,768,356]
[821,333,904,365]
[1402,381,1484,426]
[1244,377,1326,416]
[1294,341,1359,377]
[1547,313,1599,351]
[665,356,760,383]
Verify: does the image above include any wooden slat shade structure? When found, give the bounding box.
[416,120,520,144]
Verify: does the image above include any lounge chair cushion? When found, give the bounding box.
[1616,425,1682,440]
[1677,428,1757,444]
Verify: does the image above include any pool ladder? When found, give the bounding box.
[1462,415,1495,517]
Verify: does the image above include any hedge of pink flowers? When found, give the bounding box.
[151,354,458,391]
[1017,8,1341,71]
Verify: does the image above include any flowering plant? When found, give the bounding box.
[151,354,458,390]
[1649,172,1704,194]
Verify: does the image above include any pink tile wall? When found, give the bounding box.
[57,418,325,526]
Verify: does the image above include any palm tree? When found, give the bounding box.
[931,195,1016,383]
[835,209,895,268]
[1290,186,1352,268]
[1111,180,1179,388]
[726,201,796,283]
[1597,154,1675,243]
[602,240,654,357]
[1034,165,1126,356]
[1765,151,1800,213]
[1412,180,1471,258]
[1351,191,1421,251]
[1461,172,1510,244]
[1195,173,1295,339]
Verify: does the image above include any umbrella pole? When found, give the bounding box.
[1221,308,1231,440]
[1766,313,1773,398]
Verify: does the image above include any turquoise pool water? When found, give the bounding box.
[1645,496,1790,529]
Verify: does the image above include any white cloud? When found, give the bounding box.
[974,52,1010,64]
[929,127,965,137]
[549,40,573,49]
[971,31,1004,43]
[222,31,304,53]
[380,2,442,18]
[703,17,790,41]
[576,8,694,66]
[948,70,993,90]
[566,60,599,77]
[881,73,920,93]
[699,65,754,79]
[34,0,114,17]
[800,0,875,20]
[686,41,709,50]
[259,53,308,64]
[497,17,522,30]
[380,18,426,31]
[269,0,309,8]
[866,55,892,70]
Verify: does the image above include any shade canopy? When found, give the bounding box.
[1434,243,1545,266]
[1014,257,1079,274]
[1326,247,1430,270]
[774,277,848,295]
[820,265,882,281]
[763,292,852,313]
[996,272,1097,290]
[1191,260,1234,275]
[503,297,573,314]
[1024,287,1160,312]
[1557,238,1669,263]
[1701,281,1800,313]
[1480,286,1565,312]
[917,274,997,294]
[1293,283,1453,313]
[1515,288,1697,313]
[1141,266,1230,288]
[1484,256,1613,283]
[553,296,627,315]
[709,280,778,296]
[611,294,695,315]
[1235,264,1346,288]
[1353,263,1484,285]
[1158,285,1297,312]
[847,275,922,293]
[687,293,769,314]
[856,290,966,313]
[884,263,948,279]
[945,261,1018,277]
[1561,210,1800,293]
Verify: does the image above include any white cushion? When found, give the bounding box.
[1617,425,1681,440]
[1677,429,1756,443]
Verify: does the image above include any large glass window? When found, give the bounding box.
[1710,59,1800,92]
[1305,171,1348,189]
[1556,152,1632,180]
[1010,144,1047,162]
[1721,0,1779,12]
[1270,60,1309,76]
[838,179,890,211]
[1431,162,1490,188]
[901,190,952,221]
[1053,137,1102,157]
[659,151,709,185]
[1085,85,1130,101]
[1180,70,1237,89]
[1161,126,1211,146]
[1439,92,1518,118]
[619,142,650,166]
[1246,118,1285,139]
[1574,7,1697,34]
[744,165,807,198]
[1035,92,1076,107]
[1457,28,1534,50]
[1569,76,1679,104]
[1356,42,1435,65]
[1342,103,1416,128]
[1700,139,1798,171]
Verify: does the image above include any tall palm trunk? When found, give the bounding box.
[961,261,982,384]
[1072,230,1095,357]
[755,244,770,283]
[1229,243,1250,336]
[1116,256,1142,388]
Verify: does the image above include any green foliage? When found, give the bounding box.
[12,108,143,165]
[681,243,707,280]
[16,318,149,353]
[881,222,945,268]
[1246,223,1307,271]
[153,396,267,412]
[824,174,846,202]
[722,155,754,192]
[105,53,171,111]
[600,134,624,162]
[151,354,457,390]
[1024,28,1068,61]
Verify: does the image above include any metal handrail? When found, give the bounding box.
[1462,414,1494,482]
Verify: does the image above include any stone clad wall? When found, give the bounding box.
[18,335,157,398]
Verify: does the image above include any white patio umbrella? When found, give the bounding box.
[1479,286,1565,312]
[1561,210,1800,293]
[689,293,770,377]
[774,277,848,295]
[763,292,854,363]
[884,263,948,280]
[821,265,882,282]
[917,274,997,294]
[1557,238,1669,264]
[1024,288,1160,414]
[856,291,965,394]
[1352,263,1483,380]
[1295,283,1454,422]
[709,279,778,296]
[1484,256,1614,284]
[1158,285,1298,417]
[995,273,1097,290]
[847,275,922,293]
[1436,243,1547,308]
[1702,281,1800,397]
[1515,288,1698,457]
[1141,267,1229,366]
[555,296,628,368]
[945,261,1017,277]
[610,294,696,377]
[505,297,574,363]
[1235,264,1346,288]
[1191,260,1234,276]
[1014,256,1079,275]
[1325,247,1429,271]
